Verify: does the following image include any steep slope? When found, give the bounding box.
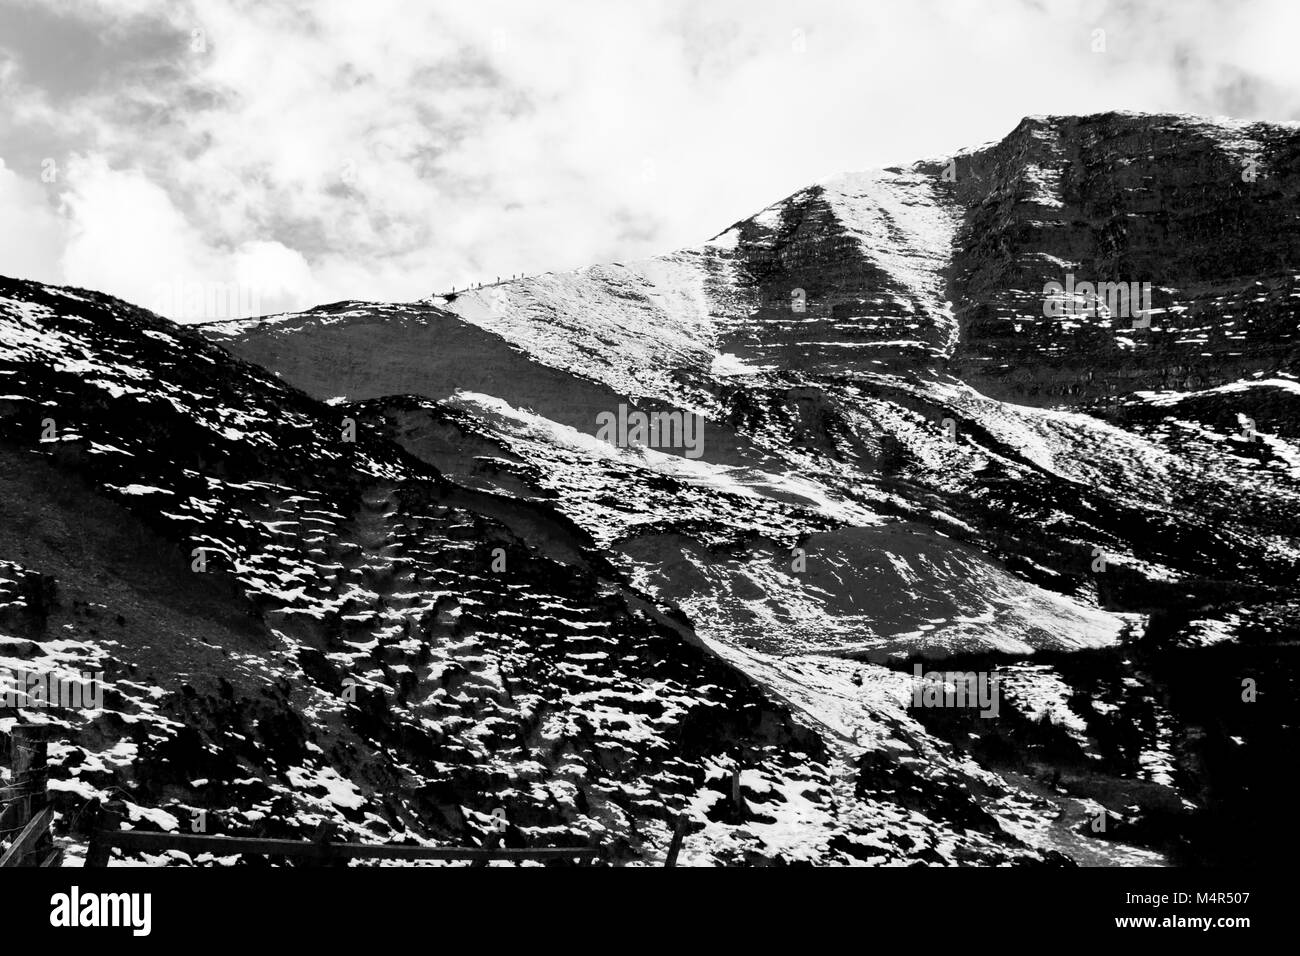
[195,112,1300,865]
[2,275,1092,866]
[948,113,1300,405]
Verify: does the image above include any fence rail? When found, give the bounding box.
[0,807,53,866]
[85,803,603,865]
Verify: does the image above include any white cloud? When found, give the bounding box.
[57,154,209,306]
[1,0,1297,319]
[0,157,66,285]
[49,153,316,320]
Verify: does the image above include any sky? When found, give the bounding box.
[2,0,1298,321]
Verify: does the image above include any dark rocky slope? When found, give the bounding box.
[2,276,1066,865]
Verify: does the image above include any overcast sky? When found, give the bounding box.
[2,0,1298,320]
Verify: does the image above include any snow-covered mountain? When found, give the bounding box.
[5,112,1300,865]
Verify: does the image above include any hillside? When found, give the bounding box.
[2,275,1081,865]
[4,111,1300,865]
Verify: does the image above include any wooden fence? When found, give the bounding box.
[0,724,604,867]
[0,725,60,866]
[1,724,704,867]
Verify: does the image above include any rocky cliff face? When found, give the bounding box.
[948,113,1300,406]
[5,111,1300,865]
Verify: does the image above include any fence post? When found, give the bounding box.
[471,832,503,868]
[311,821,346,868]
[85,803,123,868]
[664,813,688,867]
[5,725,53,865]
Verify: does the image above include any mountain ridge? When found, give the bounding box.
[5,110,1300,865]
